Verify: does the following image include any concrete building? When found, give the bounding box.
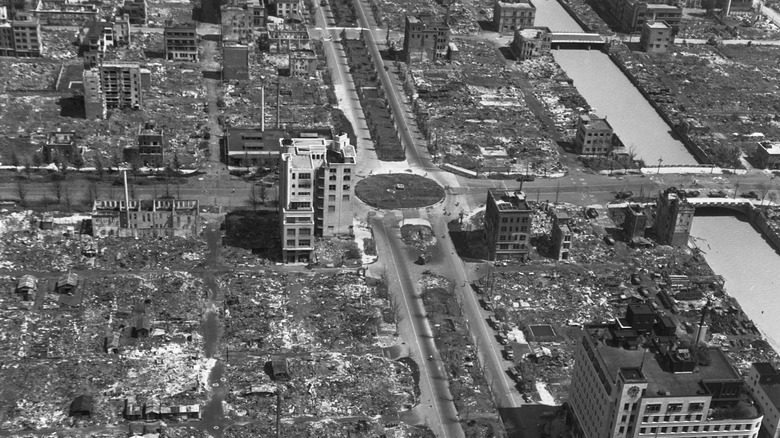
[221,5,252,44]
[164,23,198,62]
[83,62,144,119]
[83,68,104,119]
[223,127,332,166]
[403,12,450,63]
[510,26,551,60]
[754,141,780,170]
[624,204,648,239]
[655,187,694,247]
[484,189,532,261]
[224,0,265,28]
[747,363,780,438]
[270,0,303,21]
[80,19,130,67]
[640,20,673,53]
[494,0,536,35]
[606,0,682,34]
[569,307,764,438]
[279,133,356,263]
[32,1,98,26]
[92,199,199,238]
[137,121,164,166]
[43,130,78,162]
[289,49,317,77]
[0,15,41,56]
[223,43,249,80]
[265,22,309,52]
[551,210,573,261]
[123,0,146,25]
[575,114,614,155]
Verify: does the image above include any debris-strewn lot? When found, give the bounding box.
[402,39,568,178]
[611,44,780,168]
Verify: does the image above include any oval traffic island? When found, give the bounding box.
[355,174,445,209]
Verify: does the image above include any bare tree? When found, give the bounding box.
[52,180,64,204]
[248,184,261,211]
[63,186,73,212]
[23,159,32,180]
[86,181,99,205]
[258,184,267,204]
[94,156,105,181]
[16,180,27,206]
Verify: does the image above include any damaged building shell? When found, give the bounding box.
[92,199,200,238]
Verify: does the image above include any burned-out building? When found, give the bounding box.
[221,5,252,44]
[136,121,164,166]
[484,189,532,261]
[551,210,573,261]
[265,22,309,52]
[43,130,79,163]
[289,49,317,77]
[16,274,37,301]
[0,15,42,57]
[56,272,80,295]
[92,199,200,238]
[755,141,780,170]
[510,26,551,60]
[640,20,673,53]
[655,188,694,247]
[164,22,198,62]
[403,12,451,63]
[575,113,615,155]
[122,0,146,25]
[79,18,130,67]
[624,204,648,239]
[83,62,149,119]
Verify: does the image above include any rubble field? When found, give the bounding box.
[402,38,568,178]
[611,44,780,167]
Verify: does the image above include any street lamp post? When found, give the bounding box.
[657,157,663,174]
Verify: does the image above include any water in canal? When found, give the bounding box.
[690,211,780,352]
[529,0,698,165]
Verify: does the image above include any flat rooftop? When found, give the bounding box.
[580,114,612,130]
[587,325,741,398]
[489,189,531,212]
[646,20,671,29]
[760,142,780,155]
[645,3,681,10]
[498,0,536,8]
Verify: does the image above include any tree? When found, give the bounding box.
[23,159,32,180]
[32,152,42,168]
[86,181,99,205]
[63,186,73,212]
[10,151,20,168]
[52,180,64,204]
[16,180,27,206]
[258,184,267,203]
[94,156,105,181]
[72,154,85,171]
[172,153,181,171]
[248,184,261,211]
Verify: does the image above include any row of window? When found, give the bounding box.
[286,228,311,236]
[286,239,311,247]
[500,216,529,223]
[638,425,756,436]
[499,234,527,241]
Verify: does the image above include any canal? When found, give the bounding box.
[690,211,780,353]
[531,0,698,165]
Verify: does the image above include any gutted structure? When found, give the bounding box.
[484,189,532,261]
[92,199,200,238]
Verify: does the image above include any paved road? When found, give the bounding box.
[372,215,464,438]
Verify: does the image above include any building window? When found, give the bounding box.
[286,239,295,246]
[328,206,336,212]
[299,240,310,246]
[342,184,350,190]
[328,195,336,201]
[287,229,295,236]
[667,404,682,413]
[343,195,350,201]
[329,185,336,190]
[645,405,661,413]
[300,228,310,236]
[501,226,507,232]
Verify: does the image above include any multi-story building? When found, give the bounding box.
[223,127,331,166]
[754,141,780,170]
[43,130,78,162]
[123,0,146,25]
[92,199,199,238]
[0,15,41,56]
[80,18,130,67]
[137,121,164,166]
[655,187,694,247]
[270,0,303,21]
[403,12,450,63]
[575,113,614,155]
[606,0,681,34]
[747,363,780,438]
[289,49,317,77]
[494,0,536,35]
[510,26,550,60]
[551,210,573,261]
[279,133,356,263]
[624,204,648,239]
[223,0,265,28]
[83,67,104,119]
[82,62,144,119]
[164,22,198,62]
[223,43,249,80]
[484,189,532,261]
[640,20,673,53]
[32,1,99,26]
[265,22,309,52]
[569,306,764,438]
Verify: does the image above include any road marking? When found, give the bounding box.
[376,218,446,436]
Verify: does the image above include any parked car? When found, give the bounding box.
[742,191,760,199]
[586,208,599,219]
[708,190,727,198]
[504,345,514,360]
[481,297,493,311]
[615,191,633,199]
[604,235,616,246]
[517,175,535,182]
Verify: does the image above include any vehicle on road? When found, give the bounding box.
[517,175,535,182]
[684,189,700,197]
[504,345,514,360]
[497,332,508,345]
[742,191,760,199]
[604,235,616,246]
[416,253,432,265]
[487,315,500,329]
[586,208,599,219]
[615,191,633,199]
[708,189,727,197]
[481,296,493,311]
[470,283,483,294]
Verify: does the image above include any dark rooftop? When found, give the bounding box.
[489,189,531,212]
